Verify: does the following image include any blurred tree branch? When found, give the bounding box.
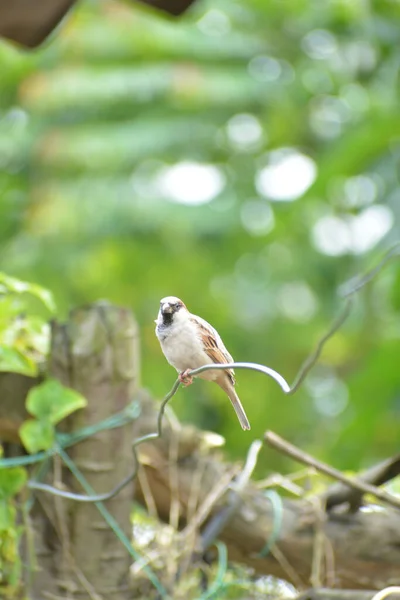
[0,0,197,48]
[264,431,400,510]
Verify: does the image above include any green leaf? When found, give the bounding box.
[0,500,16,530]
[0,346,37,376]
[0,272,56,314]
[19,419,54,453]
[0,468,27,499]
[26,378,87,424]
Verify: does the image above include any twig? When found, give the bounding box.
[310,496,326,588]
[183,469,237,541]
[323,455,400,511]
[256,468,316,497]
[231,440,263,492]
[264,431,400,510]
[200,440,263,552]
[338,242,400,298]
[288,298,353,395]
[179,457,208,577]
[137,466,159,520]
[270,544,305,589]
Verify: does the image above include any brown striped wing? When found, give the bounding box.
[189,315,235,385]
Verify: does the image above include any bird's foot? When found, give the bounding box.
[179,369,193,387]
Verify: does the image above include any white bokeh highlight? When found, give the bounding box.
[306,368,349,418]
[240,199,275,236]
[277,281,318,323]
[312,205,394,256]
[227,113,263,150]
[197,9,230,36]
[157,162,226,205]
[256,149,317,201]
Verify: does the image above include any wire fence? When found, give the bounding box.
[3,241,400,598]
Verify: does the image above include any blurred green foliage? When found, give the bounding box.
[0,0,399,472]
[0,272,54,375]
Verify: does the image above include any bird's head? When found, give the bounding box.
[156,296,187,325]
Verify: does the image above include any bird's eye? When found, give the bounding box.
[175,302,180,308]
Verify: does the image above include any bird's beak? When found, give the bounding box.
[161,303,172,314]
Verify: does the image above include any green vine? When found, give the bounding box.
[0,273,86,596]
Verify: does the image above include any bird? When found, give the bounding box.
[155,296,250,430]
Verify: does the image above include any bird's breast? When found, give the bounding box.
[157,319,212,373]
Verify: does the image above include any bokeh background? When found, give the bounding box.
[1,0,399,471]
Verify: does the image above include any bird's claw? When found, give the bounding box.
[179,369,193,387]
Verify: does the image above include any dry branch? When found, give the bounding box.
[264,431,400,510]
[323,456,400,512]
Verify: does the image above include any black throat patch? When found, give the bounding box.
[162,312,173,326]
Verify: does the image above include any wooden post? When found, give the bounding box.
[29,302,140,599]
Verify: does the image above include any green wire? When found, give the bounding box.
[0,399,141,469]
[200,541,228,600]
[0,451,49,468]
[57,400,141,448]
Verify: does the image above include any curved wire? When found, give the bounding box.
[189,362,291,393]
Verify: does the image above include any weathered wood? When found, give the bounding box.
[134,395,400,591]
[29,303,140,600]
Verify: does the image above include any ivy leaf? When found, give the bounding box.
[19,419,54,453]
[26,379,87,425]
[0,468,27,500]
[0,272,56,314]
[0,346,37,376]
[0,500,16,531]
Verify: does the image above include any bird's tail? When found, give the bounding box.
[217,378,251,430]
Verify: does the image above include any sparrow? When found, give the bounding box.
[155,296,250,430]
